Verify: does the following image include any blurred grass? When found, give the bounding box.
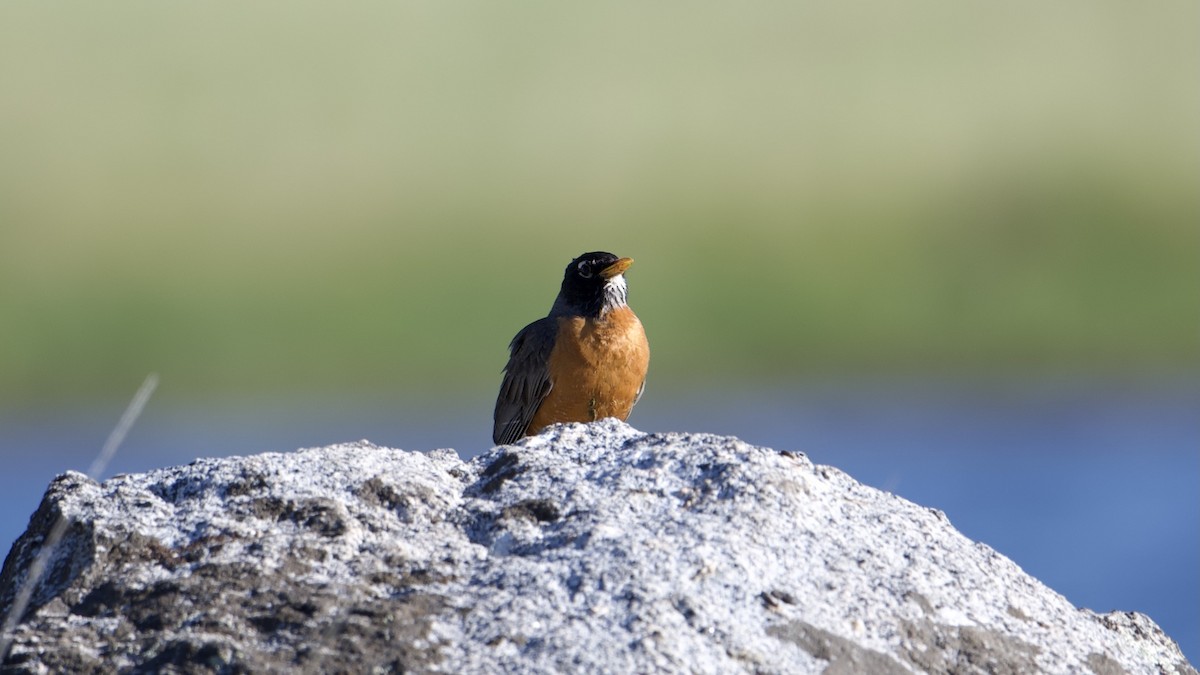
[1,0,1197,405]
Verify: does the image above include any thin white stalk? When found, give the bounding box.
[0,373,159,661]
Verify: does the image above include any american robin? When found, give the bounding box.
[492,251,650,444]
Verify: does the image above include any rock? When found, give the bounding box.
[0,419,1193,674]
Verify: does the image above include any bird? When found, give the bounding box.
[492,251,650,445]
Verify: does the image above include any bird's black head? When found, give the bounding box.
[550,251,634,318]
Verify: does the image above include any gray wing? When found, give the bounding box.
[492,318,557,445]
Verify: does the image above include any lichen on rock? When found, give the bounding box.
[0,420,1193,674]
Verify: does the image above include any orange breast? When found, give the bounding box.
[527,306,650,435]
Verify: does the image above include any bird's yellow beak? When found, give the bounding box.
[600,257,634,278]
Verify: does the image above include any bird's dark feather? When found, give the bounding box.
[492,318,557,445]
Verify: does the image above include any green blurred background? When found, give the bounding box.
[1,0,1198,662]
[1,0,1196,407]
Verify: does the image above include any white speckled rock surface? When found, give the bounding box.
[0,420,1193,674]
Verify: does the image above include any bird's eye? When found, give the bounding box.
[578,262,593,278]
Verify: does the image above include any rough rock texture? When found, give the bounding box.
[0,420,1193,674]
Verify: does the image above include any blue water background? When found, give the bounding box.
[1,376,1196,663]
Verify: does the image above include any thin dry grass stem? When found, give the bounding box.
[0,373,159,662]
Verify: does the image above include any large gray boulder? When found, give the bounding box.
[0,420,1193,674]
